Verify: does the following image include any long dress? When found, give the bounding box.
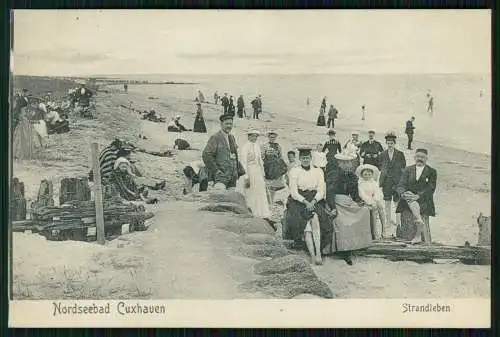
[322,166,372,254]
[193,108,207,133]
[262,142,286,191]
[237,142,271,218]
[317,111,326,126]
[12,108,42,161]
[284,165,334,250]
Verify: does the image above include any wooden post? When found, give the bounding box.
[10,178,27,221]
[90,143,105,245]
[59,177,91,205]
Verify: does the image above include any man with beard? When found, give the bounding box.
[396,148,437,244]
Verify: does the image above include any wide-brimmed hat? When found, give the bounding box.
[334,153,357,161]
[327,129,336,135]
[267,130,278,136]
[247,129,260,136]
[355,164,380,180]
[385,131,397,140]
[368,129,376,134]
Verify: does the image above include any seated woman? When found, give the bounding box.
[182,160,209,194]
[119,148,166,190]
[45,109,70,134]
[111,157,158,204]
[167,115,191,132]
[284,147,333,265]
[322,153,373,265]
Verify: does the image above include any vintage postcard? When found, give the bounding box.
[9,9,490,328]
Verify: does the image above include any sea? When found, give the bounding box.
[106,74,491,155]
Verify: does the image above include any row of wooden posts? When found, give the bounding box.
[11,143,107,244]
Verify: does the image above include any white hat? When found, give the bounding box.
[114,157,131,171]
[334,153,357,161]
[351,130,359,135]
[247,129,260,135]
[355,164,380,180]
[175,115,182,120]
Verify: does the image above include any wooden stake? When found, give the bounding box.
[90,143,105,245]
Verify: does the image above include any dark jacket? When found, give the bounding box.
[221,96,229,107]
[379,149,406,187]
[396,164,437,216]
[322,139,342,163]
[360,140,384,167]
[202,130,245,186]
[325,167,361,209]
[405,120,415,135]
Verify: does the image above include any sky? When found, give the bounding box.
[12,10,491,76]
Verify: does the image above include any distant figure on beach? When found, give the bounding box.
[193,102,207,133]
[427,94,434,114]
[360,129,383,168]
[320,96,327,114]
[202,114,245,189]
[123,83,128,92]
[182,160,209,194]
[322,129,342,168]
[316,108,326,126]
[327,104,338,128]
[198,90,205,103]
[228,96,236,116]
[379,131,406,233]
[262,130,287,205]
[221,93,229,113]
[237,95,245,118]
[405,116,416,150]
[214,91,219,104]
[480,90,483,98]
[396,148,437,244]
[251,96,260,119]
[258,95,263,114]
[237,130,271,219]
[361,105,366,121]
[167,115,190,132]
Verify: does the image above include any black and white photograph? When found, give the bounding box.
[9,10,490,327]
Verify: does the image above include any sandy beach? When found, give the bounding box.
[11,76,490,299]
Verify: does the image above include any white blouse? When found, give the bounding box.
[240,142,264,179]
[289,166,326,203]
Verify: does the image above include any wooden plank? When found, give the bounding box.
[90,143,106,245]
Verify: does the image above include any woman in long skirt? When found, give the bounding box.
[322,153,372,265]
[12,104,42,161]
[237,130,271,219]
[262,131,287,205]
[193,103,207,133]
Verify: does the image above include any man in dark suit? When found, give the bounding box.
[396,148,437,244]
[405,116,416,150]
[360,129,384,168]
[221,93,230,114]
[378,131,407,235]
[202,114,245,189]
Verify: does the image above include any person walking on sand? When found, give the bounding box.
[378,131,406,234]
[327,104,338,128]
[221,93,230,113]
[237,130,271,219]
[262,130,287,205]
[427,94,434,115]
[320,97,327,114]
[257,95,263,115]
[214,91,219,105]
[360,129,384,168]
[405,116,416,150]
[361,105,366,121]
[316,107,326,127]
[396,148,437,244]
[193,102,207,133]
[237,95,245,118]
[251,96,260,119]
[202,114,245,190]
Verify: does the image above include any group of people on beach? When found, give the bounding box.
[193,111,437,266]
[11,84,95,160]
[214,91,263,119]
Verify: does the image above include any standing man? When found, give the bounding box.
[396,148,437,244]
[361,105,366,120]
[378,131,407,236]
[221,93,229,114]
[327,104,338,128]
[202,114,245,189]
[322,129,342,167]
[427,94,434,115]
[360,130,384,168]
[405,116,416,150]
[257,94,263,116]
[214,91,219,105]
[237,95,245,118]
[251,96,260,119]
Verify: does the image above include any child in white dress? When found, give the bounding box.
[355,164,387,239]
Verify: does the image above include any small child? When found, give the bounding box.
[355,164,387,239]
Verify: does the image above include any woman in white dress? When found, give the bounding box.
[237,130,271,219]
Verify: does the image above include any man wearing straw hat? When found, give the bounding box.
[378,131,407,234]
[396,148,437,244]
[202,114,245,190]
